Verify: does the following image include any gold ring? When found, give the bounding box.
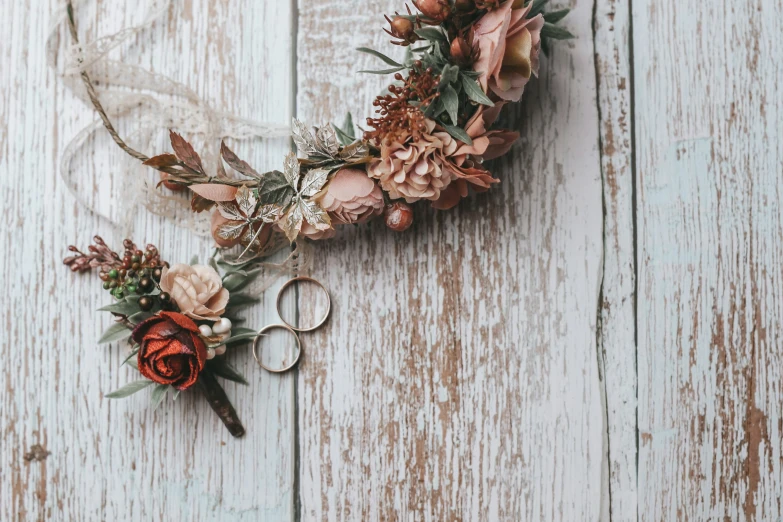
[275,276,331,332]
[252,324,302,373]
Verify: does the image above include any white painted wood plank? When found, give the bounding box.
[1,0,295,519]
[634,0,783,519]
[295,0,605,520]
[594,0,638,520]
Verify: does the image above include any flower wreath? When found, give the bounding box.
[63,0,572,436]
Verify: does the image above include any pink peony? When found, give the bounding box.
[472,0,544,102]
[298,222,337,240]
[319,168,384,224]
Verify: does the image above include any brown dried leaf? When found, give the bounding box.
[220,141,261,179]
[169,130,205,174]
[191,194,215,213]
[143,153,180,168]
[189,183,238,202]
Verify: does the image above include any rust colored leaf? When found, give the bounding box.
[220,141,261,179]
[191,194,215,213]
[143,153,180,168]
[169,130,205,174]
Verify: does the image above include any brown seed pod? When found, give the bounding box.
[384,202,414,232]
[413,0,451,22]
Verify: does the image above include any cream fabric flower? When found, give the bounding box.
[159,264,230,321]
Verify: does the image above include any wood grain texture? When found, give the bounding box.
[1,0,296,520]
[594,0,637,520]
[634,0,783,519]
[296,0,605,520]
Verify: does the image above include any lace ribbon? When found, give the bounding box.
[48,0,310,292]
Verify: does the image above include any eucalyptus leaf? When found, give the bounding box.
[172,390,181,401]
[441,85,459,125]
[127,311,154,325]
[98,296,141,316]
[98,322,132,344]
[150,384,169,410]
[438,65,459,87]
[222,268,262,292]
[442,124,473,145]
[226,293,260,310]
[543,9,570,24]
[541,22,575,40]
[190,255,199,265]
[207,359,249,385]
[105,380,153,399]
[355,47,402,67]
[528,0,549,17]
[333,112,356,146]
[126,357,139,370]
[358,67,405,75]
[121,348,140,367]
[461,74,494,106]
[414,27,447,42]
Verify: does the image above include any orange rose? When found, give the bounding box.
[132,312,207,390]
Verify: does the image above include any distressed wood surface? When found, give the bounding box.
[3,0,783,520]
[634,0,783,520]
[296,0,605,520]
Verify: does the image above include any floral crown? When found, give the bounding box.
[64,0,572,436]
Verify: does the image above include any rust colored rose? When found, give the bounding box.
[132,312,207,390]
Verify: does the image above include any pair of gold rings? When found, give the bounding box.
[252,276,331,373]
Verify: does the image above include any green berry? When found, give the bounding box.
[126,284,137,294]
[108,269,119,279]
[103,281,111,290]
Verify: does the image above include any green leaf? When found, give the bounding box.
[121,347,140,367]
[150,384,169,410]
[414,27,447,42]
[98,296,141,316]
[333,113,356,146]
[190,255,199,265]
[543,9,570,24]
[355,47,402,67]
[257,170,296,207]
[172,389,181,401]
[105,380,154,398]
[127,311,154,325]
[541,22,575,40]
[438,65,459,87]
[207,359,249,385]
[441,85,459,125]
[226,293,260,310]
[442,124,473,145]
[98,322,132,344]
[461,74,494,106]
[126,357,139,370]
[357,67,405,75]
[528,0,549,17]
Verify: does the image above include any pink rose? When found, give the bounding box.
[473,0,544,101]
[159,264,230,321]
[319,168,384,224]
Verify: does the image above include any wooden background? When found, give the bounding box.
[1,0,781,520]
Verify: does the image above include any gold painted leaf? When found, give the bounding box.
[300,199,331,230]
[315,126,340,156]
[292,119,317,156]
[217,220,247,241]
[217,202,246,221]
[235,185,257,217]
[283,152,300,189]
[299,168,329,197]
[280,204,303,242]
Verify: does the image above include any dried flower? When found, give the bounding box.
[472,0,544,101]
[384,202,414,231]
[413,0,451,21]
[367,119,457,202]
[384,8,421,46]
[132,312,207,391]
[319,168,384,224]
[159,264,229,321]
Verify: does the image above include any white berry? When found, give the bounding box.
[198,324,213,337]
[206,348,216,360]
[214,345,227,356]
[212,317,232,334]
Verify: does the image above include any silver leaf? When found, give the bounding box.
[283,152,300,189]
[280,203,303,242]
[256,203,283,223]
[235,185,257,218]
[292,119,317,155]
[339,140,369,160]
[315,126,340,156]
[299,168,330,198]
[216,221,246,241]
[300,199,331,230]
[217,202,245,221]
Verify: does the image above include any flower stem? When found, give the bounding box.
[196,370,245,438]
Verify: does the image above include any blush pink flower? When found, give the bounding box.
[319,168,384,224]
[367,119,458,203]
[159,264,229,321]
[473,0,544,101]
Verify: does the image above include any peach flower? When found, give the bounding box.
[368,120,458,203]
[298,222,337,240]
[319,168,384,224]
[159,264,229,321]
[473,0,544,101]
